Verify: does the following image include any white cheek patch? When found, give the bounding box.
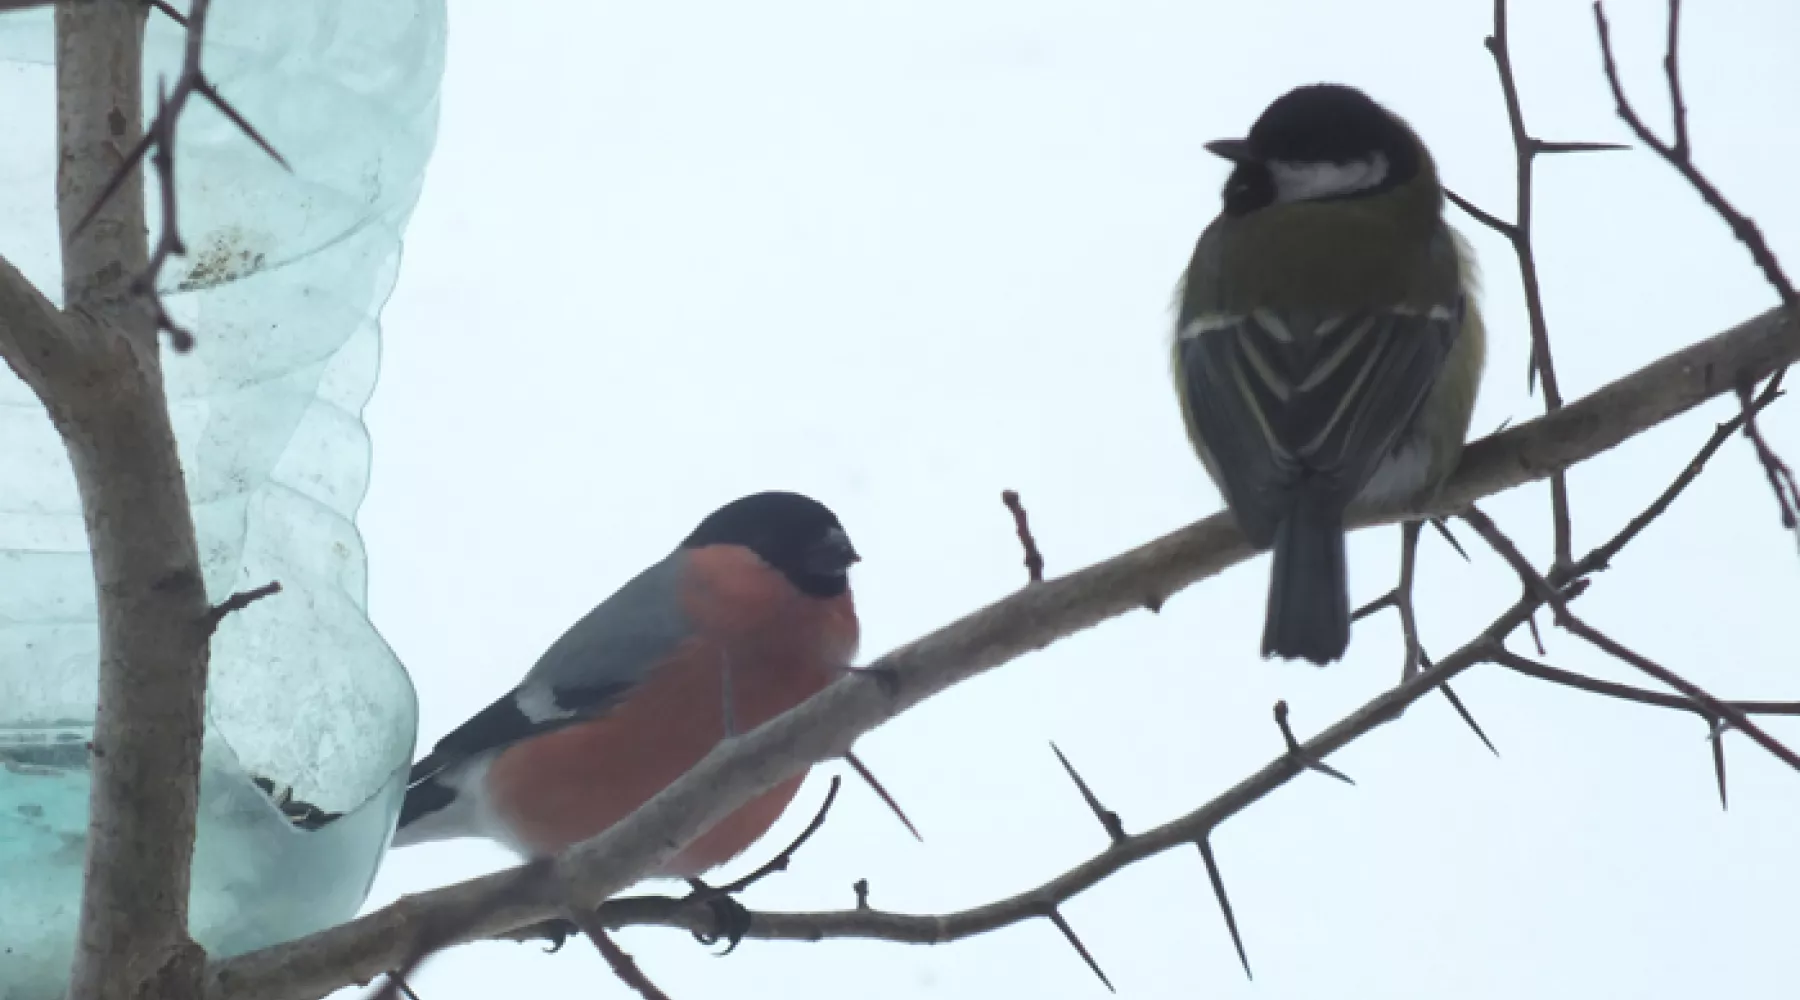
[1268,153,1390,204]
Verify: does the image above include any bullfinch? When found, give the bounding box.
[1172,83,1486,665]
[392,491,861,877]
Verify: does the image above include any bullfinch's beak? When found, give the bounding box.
[806,527,860,576]
[1204,138,1256,164]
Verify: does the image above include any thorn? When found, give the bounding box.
[1045,907,1114,993]
[195,78,292,170]
[844,750,921,841]
[1143,594,1164,614]
[145,0,189,27]
[1274,701,1355,786]
[72,130,157,238]
[1429,517,1471,562]
[1050,741,1126,843]
[1707,717,1729,811]
[1531,138,1633,154]
[1526,613,1547,656]
[1439,683,1500,757]
[1196,838,1252,980]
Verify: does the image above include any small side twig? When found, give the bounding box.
[204,580,282,635]
[702,776,843,899]
[1001,489,1046,583]
[569,909,674,1000]
[1736,384,1799,534]
[1273,701,1354,786]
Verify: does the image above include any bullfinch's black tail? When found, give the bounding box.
[1262,492,1349,665]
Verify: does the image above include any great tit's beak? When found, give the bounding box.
[1204,138,1256,164]
[805,526,861,576]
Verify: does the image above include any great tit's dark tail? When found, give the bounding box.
[1262,492,1350,665]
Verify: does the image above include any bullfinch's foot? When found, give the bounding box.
[685,878,753,954]
[504,917,582,953]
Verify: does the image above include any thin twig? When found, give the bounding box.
[204,580,282,635]
[1001,489,1046,583]
[1484,0,1631,570]
[705,776,843,898]
[1489,648,1800,719]
[1396,521,1424,680]
[1592,1,1796,310]
[1736,384,1800,533]
[1273,701,1354,786]
[569,909,674,1000]
[1462,507,1800,774]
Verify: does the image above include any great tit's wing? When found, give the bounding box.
[405,553,692,787]
[1175,299,1464,543]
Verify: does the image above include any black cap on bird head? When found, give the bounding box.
[1205,84,1427,216]
[682,491,859,597]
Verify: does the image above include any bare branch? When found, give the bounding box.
[1488,649,1800,720]
[1480,0,1630,570]
[1462,507,1800,774]
[1593,1,1797,311]
[201,300,1799,1000]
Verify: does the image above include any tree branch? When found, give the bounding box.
[42,4,217,999]
[202,297,1797,1000]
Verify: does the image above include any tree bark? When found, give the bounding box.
[31,4,215,999]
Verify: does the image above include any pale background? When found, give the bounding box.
[359,1,1800,998]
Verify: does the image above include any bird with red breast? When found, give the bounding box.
[391,491,863,880]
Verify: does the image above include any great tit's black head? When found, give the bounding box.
[682,491,859,598]
[1207,84,1426,217]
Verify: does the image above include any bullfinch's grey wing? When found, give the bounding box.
[1174,298,1465,538]
[404,552,691,789]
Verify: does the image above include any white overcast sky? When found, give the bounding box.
[359,1,1800,998]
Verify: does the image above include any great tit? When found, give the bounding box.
[1172,83,1486,665]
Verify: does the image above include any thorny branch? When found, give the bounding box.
[1453,0,1629,570]
[70,0,288,350]
[552,415,1800,966]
